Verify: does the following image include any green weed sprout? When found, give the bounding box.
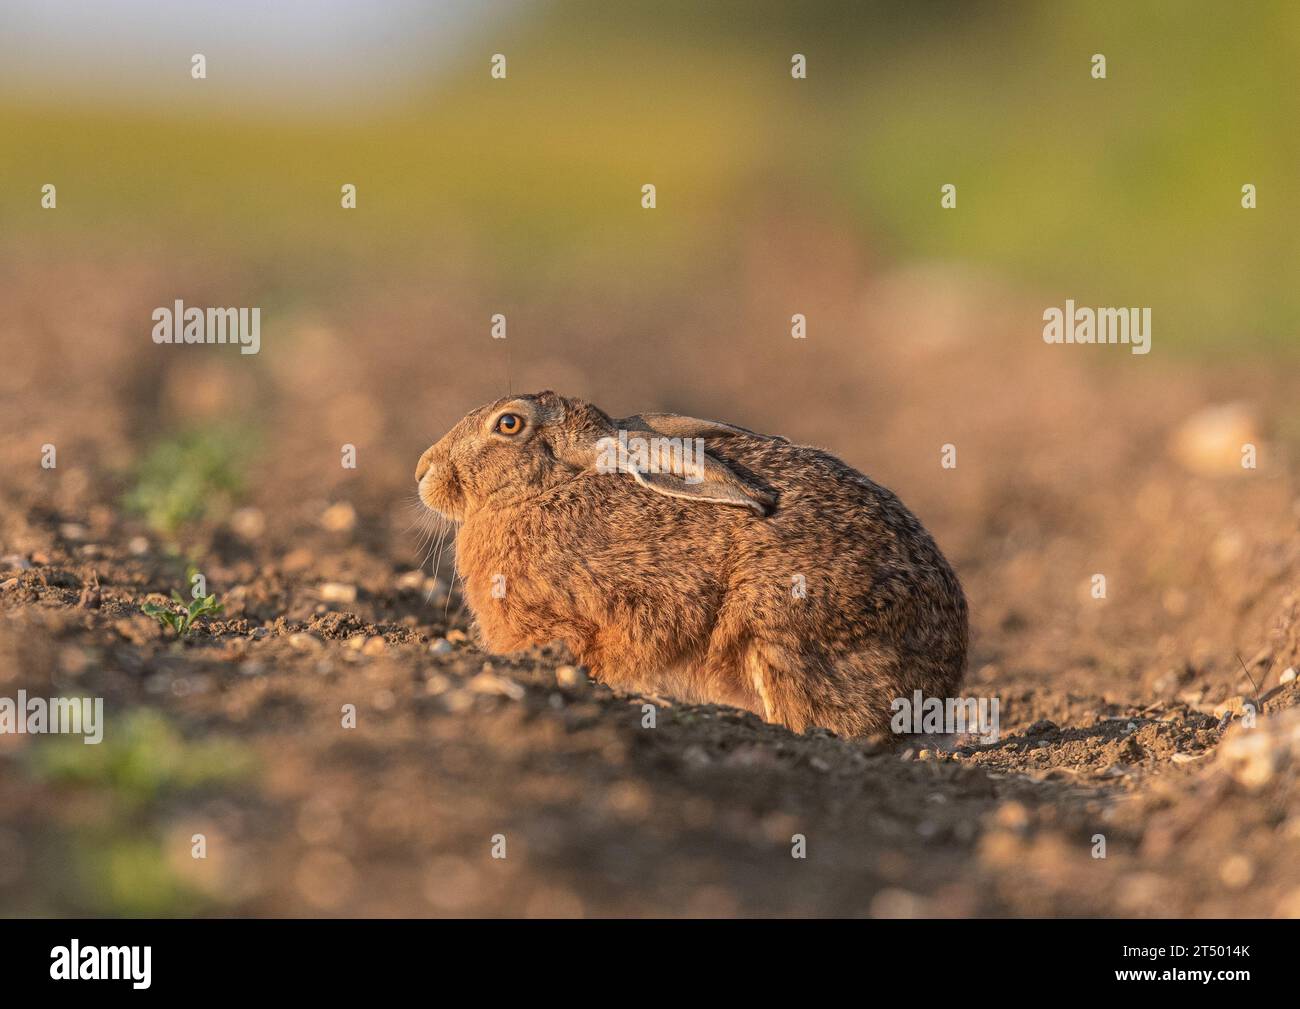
[141,586,223,637]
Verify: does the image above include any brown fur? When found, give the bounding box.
[416,391,968,737]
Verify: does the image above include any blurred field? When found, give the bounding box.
[4,1,1298,348]
[1,1,1299,917]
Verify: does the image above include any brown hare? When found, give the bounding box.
[416,391,967,738]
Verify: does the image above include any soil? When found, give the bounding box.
[1,251,1298,917]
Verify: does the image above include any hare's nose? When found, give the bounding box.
[415,447,436,483]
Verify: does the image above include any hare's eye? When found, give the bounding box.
[495,413,524,436]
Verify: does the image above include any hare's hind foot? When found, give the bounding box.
[743,639,900,739]
[743,640,814,734]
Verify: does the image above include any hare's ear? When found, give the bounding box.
[628,449,776,516]
[622,412,786,443]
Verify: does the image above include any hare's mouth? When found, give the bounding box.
[417,460,467,523]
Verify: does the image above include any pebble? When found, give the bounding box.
[361,636,386,657]
[288,632,324,653]
[282,548,314,573]
[994,801,1030,830]
[429,638,453,655]
[1214,696,1249,719]
[467,671,525,701]
[1281,667,1297,685]
[1170,402,1259,476]
[440,689,475,713]
[555,664,588,688]
[682,744,712,769]
[319,582,357,604]
[230,507,266,540]
[320,502,357,533]
[446,629,469,643]
[1219,854,1254,890]
[0,555,30,571]
[1218,707,1300,790]
[127,536,150,556]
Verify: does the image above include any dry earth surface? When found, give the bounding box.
[1,250,1298,916]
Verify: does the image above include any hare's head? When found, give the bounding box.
[416,391,775,522]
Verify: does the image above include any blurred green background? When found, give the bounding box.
[3,0,1296,354]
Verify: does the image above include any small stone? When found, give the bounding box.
[441,689,475,713]
[555,664,588,688]
[1219,854,1254,890]
[1,555,31,571]
[1218,707,1300,790]
[395,570,425,592]
[682,744,712,769]
[288,632,324,653]
[127,536,150,556]
[319,582,357,604]
[445,629,469,643]
[467,671,524,701]
[58,647,89,676]
[429,638,453,655]
[1281,667,1297,685]
[1170,402,1259,476]
[59,523,87,541]
[361,636,386,657]
[1214,696,1248,719]
[282,548,314,573]
[320,502,357,533]
[917,749,933,761]
[994,801,1030,830]
[230,507,266,540]
[809,755,831,772]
